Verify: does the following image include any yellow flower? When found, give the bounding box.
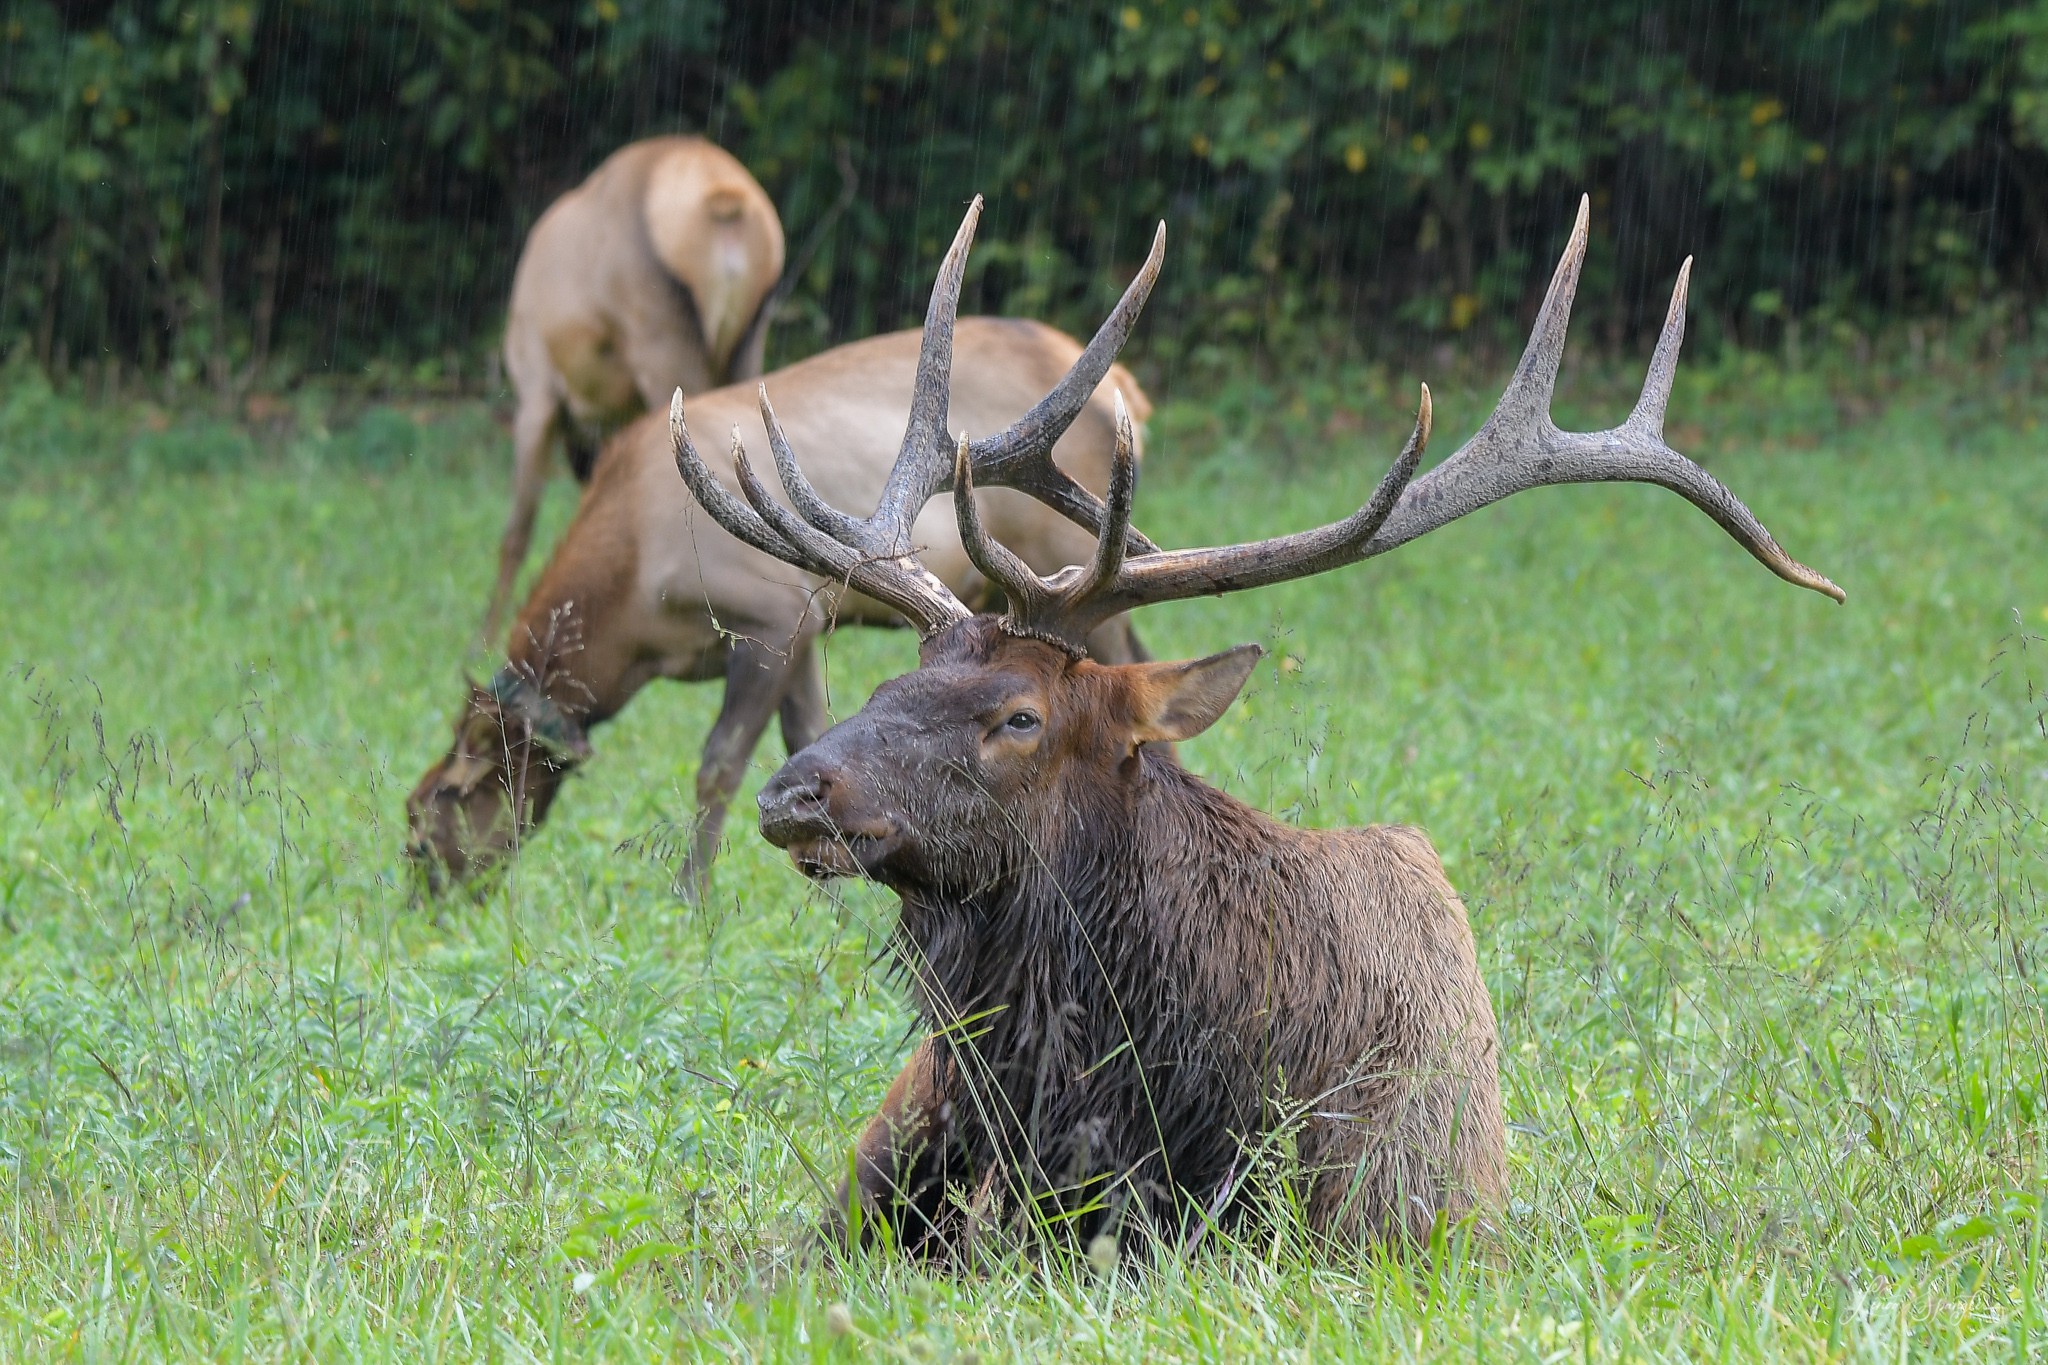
[1739,155,1757,180]
[1468,122,1491,149]
[1191,133,1211,157]
[1122,6,1142,29]
[1750,97,1783,126]
[1449,293,1479,330]
[1389,65,1410,91]
[1410,133,1430,154]
[1344,144,1367,173]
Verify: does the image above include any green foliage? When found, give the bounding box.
[0,0,723,384]
[1,368,2046,1355]
[2,1,2045,386]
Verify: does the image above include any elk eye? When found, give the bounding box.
[1002,710,1041,734]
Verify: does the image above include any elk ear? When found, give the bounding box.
[1126,644,1263,745]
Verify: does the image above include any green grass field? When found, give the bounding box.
[2,353,2045,1360]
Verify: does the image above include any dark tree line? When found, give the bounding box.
[3,0,2042,391]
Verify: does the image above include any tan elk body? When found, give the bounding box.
[491,136,785,633]
[671,198,1843,1257]
[407,318,1154,894]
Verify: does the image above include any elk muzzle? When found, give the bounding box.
[403,769,502,893]
[758,748,904,881]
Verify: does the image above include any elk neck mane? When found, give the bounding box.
[883,704,1340,1236]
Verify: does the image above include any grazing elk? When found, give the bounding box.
[407,296,1163,897]
[671,197,1843,1256]
[490,136,786,636]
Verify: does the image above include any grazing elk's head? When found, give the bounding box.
[404,672,589,892]
[670,195,1842,891]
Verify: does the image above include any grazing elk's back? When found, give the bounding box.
[671,195,1842,1258]
[406,316,1158,898]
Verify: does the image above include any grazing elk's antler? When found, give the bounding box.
[670,195,1168,636]
[950,193,1842,652]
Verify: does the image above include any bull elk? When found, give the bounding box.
[490,136,786,636]
[671,196,1843,1256]
[407,300,1162,897]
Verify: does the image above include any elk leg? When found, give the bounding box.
[830,1037,953,1250]
[777,639,829,756]
[679,635,790,900]
[486,393,560,642]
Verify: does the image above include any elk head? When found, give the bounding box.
[405,671,589,892]
[759,616,1259,891]
[672,195,1843,893]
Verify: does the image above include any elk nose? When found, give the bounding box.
[758,760,836,845]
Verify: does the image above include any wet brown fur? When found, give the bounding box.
[764,617,1505,1255]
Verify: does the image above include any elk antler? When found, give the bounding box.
[671,197,1168,636]
[955,391,1432,649]
[958,195,1842,652]
[1358,197,1842,596]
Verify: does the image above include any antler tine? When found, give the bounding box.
[969,221,1167,557]
[953,437,1050,618]
[733,431,971,632]
[1077,393,1140,595]
[867,197,984,550]
[737,430,972,632]
[953,396,1147,650]
[670,390,972,636]
[1486,193,1588,436]
[671,390,806,566]
[760,385,861,543]
[728,428,857,576]
[1625,256,1690,437]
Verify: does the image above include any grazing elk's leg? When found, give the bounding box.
[777,639,830,756]
[832,1038,954,1248]
[486,392,562,640]
[680,634,793,900]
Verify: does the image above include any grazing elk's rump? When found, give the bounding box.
[489,137,786,638]
[672,194,1841,1260]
